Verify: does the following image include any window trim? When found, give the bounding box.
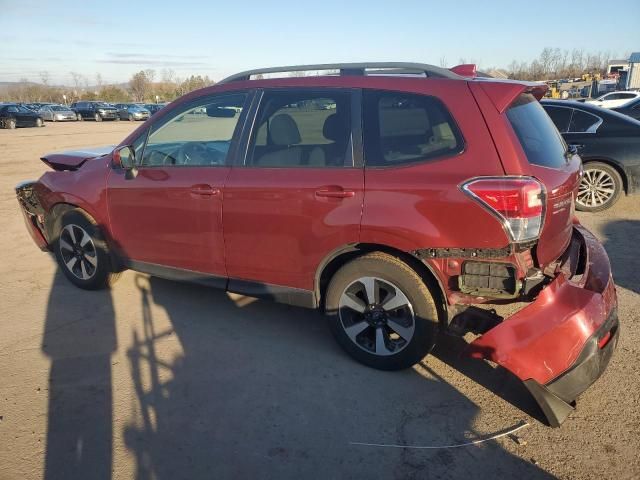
[137,90,254,169]
[240,87,359,169]
[361,88,466,169]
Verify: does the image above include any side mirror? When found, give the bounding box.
[112,145,137,178]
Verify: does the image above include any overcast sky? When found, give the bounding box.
[1,0,638,85]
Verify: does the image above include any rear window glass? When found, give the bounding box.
[506,94,567,168]
[363,91,463,167]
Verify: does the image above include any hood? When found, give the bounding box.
[41,145,114,171]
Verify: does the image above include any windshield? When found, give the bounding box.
[95,102,111,108]
[52,105,68,111]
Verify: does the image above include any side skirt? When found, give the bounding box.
[125,260,316,309]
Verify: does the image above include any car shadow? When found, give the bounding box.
[119,275,555,479]
[42,268,116,480]
[601,219,640,294]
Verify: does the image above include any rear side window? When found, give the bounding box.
[568,109,601,133]
[363,91,463,167]
[544,106,572,133]
[506,94,567,168]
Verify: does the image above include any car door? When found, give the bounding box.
[107,91,251,280]
[223,88,364,296]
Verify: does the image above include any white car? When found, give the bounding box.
[586,91,640,109]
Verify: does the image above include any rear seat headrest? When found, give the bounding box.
[269,114,301,145]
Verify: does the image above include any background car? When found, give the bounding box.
[612,96,640,120]
[24,102,55,112]
[39,104,78,122]
[0,103,44,129]
[71,101,119,121]
[114,103,150,121]
[143,103,168,116]
[542,99,640,211]
[585,91,640,109]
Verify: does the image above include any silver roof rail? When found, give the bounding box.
[218,62,460,84]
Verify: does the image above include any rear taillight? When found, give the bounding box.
[461,177,546,243]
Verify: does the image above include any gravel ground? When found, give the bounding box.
[0,122,638,480]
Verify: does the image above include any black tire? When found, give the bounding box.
[77,113,83,121]
[35,118,43,127]
[576,162,623,212]
[128,114,134,121]
[5,118,16,129]
[325,252,439,370]
[53,209,120,290]
[95,113,102,122]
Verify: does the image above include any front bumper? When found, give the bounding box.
[467,225,618,426]
[16,181,49,251]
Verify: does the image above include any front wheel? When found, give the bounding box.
[128,114,134,121]
[94,113,102,122]
[53,209,120,290]
[35,118,43,127]
[576,162,623,212]
[77,113,83,121]
[5,118,16,129]
[325,252,439,370]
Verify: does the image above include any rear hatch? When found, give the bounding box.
[505,94,581,267]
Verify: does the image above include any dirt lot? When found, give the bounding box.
[1,122,639,480]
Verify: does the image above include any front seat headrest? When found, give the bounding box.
[269,114,301,145]
[323,113,348,142]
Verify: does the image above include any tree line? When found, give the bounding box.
[0,68,214,104]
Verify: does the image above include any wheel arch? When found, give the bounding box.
[315,243,449,326]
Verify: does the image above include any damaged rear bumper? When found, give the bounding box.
[467,225,618,427]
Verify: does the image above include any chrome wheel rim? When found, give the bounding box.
[577,168,615,208]
[59,224,98,280]
[338,276,415,356]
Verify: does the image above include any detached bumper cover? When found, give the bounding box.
[467,225,618,426]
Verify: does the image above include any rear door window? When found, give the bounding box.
[544,106,572,133]
[506,94,567,168]
[363,91,463,166]
[568,109,601,133]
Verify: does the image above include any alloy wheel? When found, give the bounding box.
[58,224,98,280]
[577,168,616,208]
[338,276,415,356]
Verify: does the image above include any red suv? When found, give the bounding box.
[16,63,618,426]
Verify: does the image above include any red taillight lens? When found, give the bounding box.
[461,177,545,243]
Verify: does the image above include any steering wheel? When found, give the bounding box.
[176,142,226,166]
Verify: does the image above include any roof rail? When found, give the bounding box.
[217,62,461,84]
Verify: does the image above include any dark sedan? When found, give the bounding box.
[542,99,640,212]
[612,96,640,121]
[144,103,168,116]
[0,104,44,129]
[71,101,119,121]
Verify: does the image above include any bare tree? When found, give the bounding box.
[129,71,149,102]
[439,56,448,68]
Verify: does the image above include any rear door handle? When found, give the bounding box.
[190,184,220,196]
[315,188,355,199]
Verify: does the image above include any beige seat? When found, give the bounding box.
[256,114,304,167]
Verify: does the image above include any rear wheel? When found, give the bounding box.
[35,118,43,127]
[128,114,134,121]
[94,113,102,122]
[53,209,120,290]
[77,113,83,121]
[325,252,439,370]
[5,118,16,129]
[576,162,623,212]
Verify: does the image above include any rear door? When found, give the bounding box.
[107,91,250,277]
[506,94,581,266]
[223,88,364,292]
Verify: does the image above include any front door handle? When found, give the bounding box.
[315,187,355,199]
[190,184,220,196]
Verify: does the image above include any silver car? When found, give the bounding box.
[40,105,78,122]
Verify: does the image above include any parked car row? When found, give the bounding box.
[0,101,168,128]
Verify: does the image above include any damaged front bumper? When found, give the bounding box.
[467,225,618,427]
[15,181,49,251]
